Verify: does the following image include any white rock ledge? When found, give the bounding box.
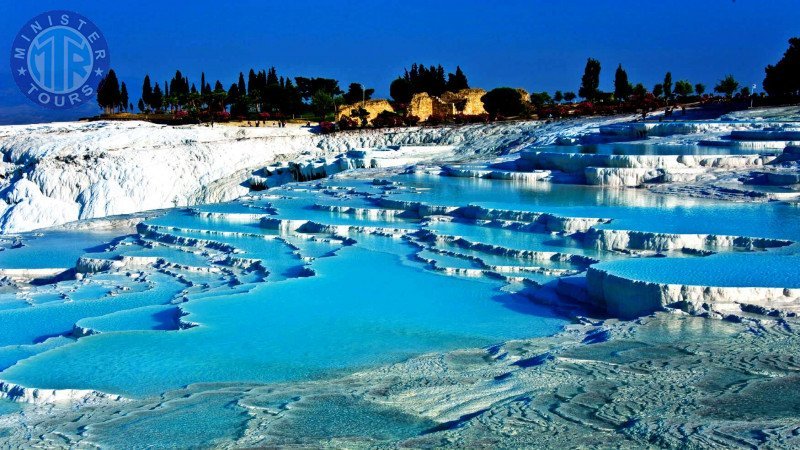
[0,380,126,405]
[586,266,800,319]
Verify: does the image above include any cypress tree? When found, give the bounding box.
[238,72,247,97]
[97,69,120,113]
[267,67,279,86]
[434,65,446,96]
[163,82,170,111]
[119,82,129,112]
[614,64,631,100]
[247,69,256,95]
[142,75,153,109]
[663,72,673,99]
[446,66,469,92]
[578,58,601,101]
[151,82,163,111]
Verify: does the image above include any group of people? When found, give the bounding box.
[244,120,288,127]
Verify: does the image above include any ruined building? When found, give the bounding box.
[408,88,487,121]
[335,99,395,124]
[336,88,490,124]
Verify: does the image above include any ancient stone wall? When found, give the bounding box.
[409,89,488,121]
[408,93,450,121]
[441,89,487,116]
[336,100,395,124]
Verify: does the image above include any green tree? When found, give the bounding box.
[578,58,601,101]
[119,82,129,112]
[714,75,739,98]
[168,70,190,110]
[446,66,469,92]
[185,90,202,112]
[96,69,121,114]
[390,77,413,103]
[200,72,208,96]
[151,82,164,112]
[397,63,459,97]
[695,83,706,96]
[295,77,342,101]
[653,83,664,98]
[613,64,631,101]
[563,91,577,102]
[554,90,564,103]
[632,83,647,98]
[137,98,145,112]
[674,80,693,98]
[237,73,246,99]
[163,82,170,110]
[663,72,673,99]
[311,90,335,120]
[763,37,800,97]
[141,75,153,110]
[266,67,279,86]
[530,91,552,108]
[481,88,526,117]
[247,69,257,96]
[276,78,303,117]
[211,84,227,114]
[740,86,751,97]
[343,83,375,104]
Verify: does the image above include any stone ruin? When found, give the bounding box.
[336,99,395,124]
[409,88,488,121]
[335,88,490,124]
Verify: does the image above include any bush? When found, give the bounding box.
[453,113,490,124]
[404,115,420,126]
[481,88,525,117]
[372,111,406,128]
[424,113,448,125]
[536,105,570,119]
[337,116,359,130]
[319,121,336,134]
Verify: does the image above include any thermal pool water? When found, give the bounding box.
[0,170,798,445]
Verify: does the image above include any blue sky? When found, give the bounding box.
[2,0,799,124]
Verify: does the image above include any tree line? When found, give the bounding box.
[97,37,800,123]
[98,67,381,120]
[389,64,469,103]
